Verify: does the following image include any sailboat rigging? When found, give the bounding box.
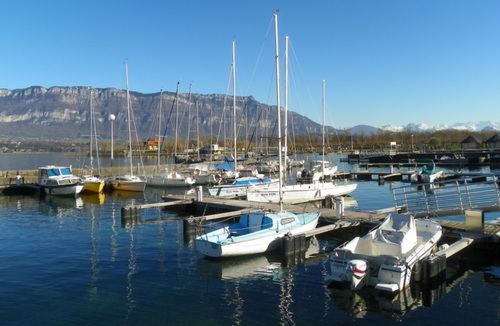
[195,13,320,258]
[246,27,357,204]
[81,87,105,193]
[108,62,146,192]
[207,39,279,198]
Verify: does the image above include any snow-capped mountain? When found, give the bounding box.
[380,121,500,133]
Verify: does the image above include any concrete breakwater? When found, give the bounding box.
[0,165,173,185]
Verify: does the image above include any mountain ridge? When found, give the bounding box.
[0,86,498,142]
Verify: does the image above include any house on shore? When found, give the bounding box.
[460,135,482,150]
[485,134,500,150]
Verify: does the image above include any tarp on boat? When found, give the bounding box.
[213,163,235,171]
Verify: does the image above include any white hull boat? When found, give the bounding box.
[328,213,442,292]
[297,160,338,183]
[246,182,357,204]
[195,211,320,258]
[109,175,146,192]
[38,165,84,196]
[145,170,195,187]
[410,160,445,183]
[208,177,279,198]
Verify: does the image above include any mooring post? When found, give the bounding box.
[465,209,484,232]
[195,185,203,201]
[335,197,345,219]
[282,233,306,256]
[121,205,140,219]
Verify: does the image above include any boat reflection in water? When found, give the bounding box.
[328,252,496,321]
[196,235,322,326]
[196,236,321,281]
[81,192,105,205]
[329,280,446,321]
[42,195,83,210]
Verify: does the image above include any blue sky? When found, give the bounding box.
[1,0,499,129]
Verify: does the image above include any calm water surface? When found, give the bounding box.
[0,153,499,325]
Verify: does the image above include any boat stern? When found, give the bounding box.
[375,263,409,292]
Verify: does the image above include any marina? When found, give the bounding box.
[0,152,499,324]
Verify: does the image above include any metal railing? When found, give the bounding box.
[391,175,500,217]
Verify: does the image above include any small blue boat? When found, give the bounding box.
[195,210,320,258]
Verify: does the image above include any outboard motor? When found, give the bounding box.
[347,259,368,290]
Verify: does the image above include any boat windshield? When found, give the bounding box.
[47,169,61,176]
[60,168,72,175]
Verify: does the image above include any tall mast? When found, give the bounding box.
[157,89,163,170]
[174,82,179,157]
[284,35,289,184]
[274,13,283,212]
[196,99,200,160]
[124,61,133,175]
[232,39,237,173]
[322,80,326,183]
[89,87,94,170]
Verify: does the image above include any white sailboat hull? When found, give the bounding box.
[208,179,279,198]
[246,182,357,204]
[145,174,194,187]
[109,175,146,192]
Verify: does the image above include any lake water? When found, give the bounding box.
[0,153,499,325]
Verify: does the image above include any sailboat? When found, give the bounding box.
[108,62,146,192]
[207,39,278,198]
[195,14,320,258]
[145,88,196,187]
[247,51,357,204]
[81,88,105,193]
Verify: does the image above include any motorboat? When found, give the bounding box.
[297,160,338,184]
[410,160,445,183]
[246,182,357,204]
[37,165,84,196]
[328,213,442,292]
[195,210,320,258]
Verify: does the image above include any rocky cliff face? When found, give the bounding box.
[0,86,322,142]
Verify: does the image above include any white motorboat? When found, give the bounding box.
[328,213,442,292]
[246,182,357,204]
[410,160,445,183]
[37,165,84,196]
[195,210,320,258]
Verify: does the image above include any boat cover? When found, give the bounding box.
[374,214,417,256]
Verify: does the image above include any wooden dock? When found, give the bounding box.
[121,194,500,239]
